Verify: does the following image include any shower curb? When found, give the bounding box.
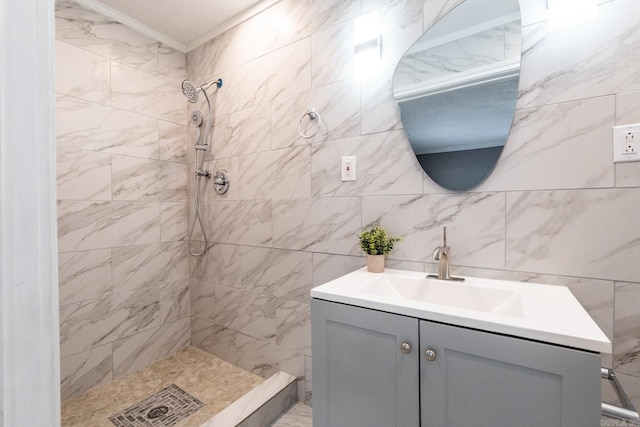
[199,371,297,427]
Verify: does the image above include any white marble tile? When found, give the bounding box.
[191,317,238,364]
[361,64,403,135]
[160,279,190,324]
[158,43,187,84]
[111,156,186,202]
[275,300,311,356]
[190,279,216,323]
[55,0,158,74]
[506,189,640,282]
[190,243,242,287]
[111,242,188,293]
[272,403,313,427]
[60,343,113,401]
[379,0,432,68]
[214,284,276,342]
[158,161,188,202]
[234,333,304,379]
[312,253,366,286]
[422,0,465,31]
[311,20,354,87]
[519,0,640,108]
[158,121,187,163]
[206,201,272,247]
[211,104,272,158]
[239,146,311,200]
[311,130,423,197]
[112,317,190,378]
[56,147,112,201]
[111,155,163,201]
[272,197,361,255]
[616,90,640,125]
[57,200,160,252]
[271,80,360,148]
[272,0,360,42]
[59,287,161,358]
[386,259,425,272]
[614,282,640,376]
[111,62,186,124]
[362,193,506,267]
[58,249,112,306]
[216,39,311,116]
[55,40,110,104]
[56,95,160,159]
[479,96,616,191]
[240,247,314,303]
[160,201,188,242]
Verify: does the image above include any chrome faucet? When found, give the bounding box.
[432,227,450,280]
[428,227,465,282]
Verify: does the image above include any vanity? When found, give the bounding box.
[311,268,611,427]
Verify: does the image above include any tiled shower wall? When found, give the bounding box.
[55,1,190,401]
[186,0,640,404]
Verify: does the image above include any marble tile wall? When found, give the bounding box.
[55,0,190,401]
[186,0,640,407]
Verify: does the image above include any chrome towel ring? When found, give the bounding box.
[298,108,322,139]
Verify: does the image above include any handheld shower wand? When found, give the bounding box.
[182,77,223,257]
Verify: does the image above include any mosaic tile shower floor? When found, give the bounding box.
[61,346,264,427]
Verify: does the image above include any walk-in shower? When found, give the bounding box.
[183,78,229,257]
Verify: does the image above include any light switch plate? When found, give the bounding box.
[613,124,640,163]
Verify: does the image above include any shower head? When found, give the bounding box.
[181,78,224,103]
[190,110,203,127]
[182,80,199,103]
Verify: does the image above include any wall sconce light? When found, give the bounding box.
[548,0,597,29]
[354,10,382,81]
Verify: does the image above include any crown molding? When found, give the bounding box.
[74,0,187,52]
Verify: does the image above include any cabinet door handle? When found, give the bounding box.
[400,342,412,354]
[424,349,437,361]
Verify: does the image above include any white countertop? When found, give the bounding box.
[311,268,611,354]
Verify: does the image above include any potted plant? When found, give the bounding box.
[357,226,402,273]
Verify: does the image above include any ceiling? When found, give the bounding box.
[78,0,276,52]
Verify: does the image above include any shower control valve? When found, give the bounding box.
[213,169,230,195]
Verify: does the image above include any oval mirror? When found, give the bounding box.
[393,0,521,191]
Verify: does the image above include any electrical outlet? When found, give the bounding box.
[623,132,636,154]
[613,125,640,163]
[341,156,356,181]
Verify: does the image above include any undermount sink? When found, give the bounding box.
[310,267,611,354]
[360,275,523,317]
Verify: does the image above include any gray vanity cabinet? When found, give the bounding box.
[311,299,420,427]
[312,299,602,427]
[419,320,601,427]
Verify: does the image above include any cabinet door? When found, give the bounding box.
[420,320,601,427]
[312,299,420,427]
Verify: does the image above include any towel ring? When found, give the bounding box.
[298,108,322,139]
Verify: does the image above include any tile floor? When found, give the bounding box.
[270,403,313,427]
[61,346,264,427]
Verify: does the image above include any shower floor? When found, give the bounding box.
[61,346,264,427]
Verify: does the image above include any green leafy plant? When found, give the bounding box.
[358,226,402,256]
